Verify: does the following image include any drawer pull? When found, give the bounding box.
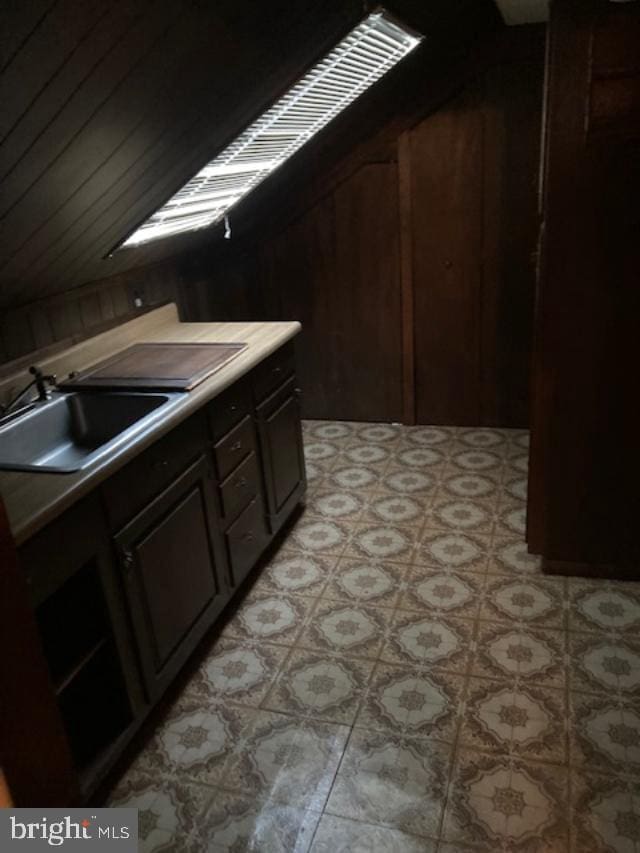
[273,366,282,375]
[229,403,238,413]
[231,440,243,452]
[242,531,255,542]
[153,459,169,470]
[234,477,248,489]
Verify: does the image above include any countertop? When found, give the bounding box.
[0,304,301,545]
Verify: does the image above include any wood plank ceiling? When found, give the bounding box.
[0,0,500,309]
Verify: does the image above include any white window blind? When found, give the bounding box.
[121,9,421,248]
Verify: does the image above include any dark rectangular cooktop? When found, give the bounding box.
[59,343,247,391]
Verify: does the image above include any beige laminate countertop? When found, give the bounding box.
[0,304,301,546]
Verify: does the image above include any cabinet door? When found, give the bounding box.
[115,455,228,700]
[256,377,307,534]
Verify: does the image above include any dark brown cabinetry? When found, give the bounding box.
[256,377,306,534]
[16,340,306,801]
[115,455,228,701]
[19,496,143,793]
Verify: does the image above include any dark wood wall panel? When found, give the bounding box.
[527,0,640,574]
[411,87,484,425]
[0,260,180,371]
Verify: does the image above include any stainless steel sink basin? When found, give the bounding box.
[0,391,183,473]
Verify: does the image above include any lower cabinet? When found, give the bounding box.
[19,495,143,794]
[115,455,228,702]
[17,340,307,802]
[256,377,307,534]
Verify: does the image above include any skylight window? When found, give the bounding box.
[121,9,422,248]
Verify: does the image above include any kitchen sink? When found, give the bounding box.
[0,391,183,473]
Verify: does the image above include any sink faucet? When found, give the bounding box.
[0,365,57,419]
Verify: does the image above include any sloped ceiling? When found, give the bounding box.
[0,0,501,308]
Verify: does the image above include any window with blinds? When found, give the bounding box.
[121,9,421,248]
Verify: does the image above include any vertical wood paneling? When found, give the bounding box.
[411,87,484,425]
[0,261,180,373]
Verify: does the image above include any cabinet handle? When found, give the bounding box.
[234,477,248,489]
[229,403,237,413]
[273,366,282,375]
[243,531,255,542]
[231,440,242,452]
[153,459,169,470]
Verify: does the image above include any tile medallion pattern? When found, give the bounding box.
[106,420,640,852]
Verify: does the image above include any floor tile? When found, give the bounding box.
[416,531,492,574]
[322,557,407,609]
[288,518,351,556]
[378,466,439,497]
[569,633,640,698]
[438,468,502,502]
[398,567,484,619]
[298,599,391,661]
[425,497,497,536]
[184,638,289,708]
[220,592,312,646]
[502,475,529,503]
[132,698,255,786]
[196,790,320,852]
[471,623,566,689]
[223,710,349,810]
[568,580,640,635]
[248,550,335,600]
[344,523,418,563]
[459,676,567,765]
[108,773,213,853]
[570,692,640,778]
[571,770,640,853]
[479,574,567,629]
[305,489,367,522]
[356,663,464,742]
[382,611,474,673]
[351,422,404,446]
[487,536,543,575]
[442,750,569,851]
[361,493,430,528]
[310,813,434,852]
[325,464,383,492]
[325,728,450,839]
[262,648,374,725]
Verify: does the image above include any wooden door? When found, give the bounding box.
[410,88,484,425]
[116,455,228,700]
[256,377,307,534]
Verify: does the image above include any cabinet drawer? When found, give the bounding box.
[251,342,295,402]
[225,496,269,587]
[208,380,252,441]
[102,413,207,532]
[213,414,255,480]
[219,451,260,526]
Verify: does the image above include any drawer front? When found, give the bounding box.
[251,342,295,403]
[208,380,252,441]
[102,413,207,532]
[219,451,260,526]
[225,496,269,587]
[214,414,256,480]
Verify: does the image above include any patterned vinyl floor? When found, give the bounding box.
[108,421,640,852]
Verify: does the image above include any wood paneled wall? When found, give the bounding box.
[527,0,640,575]
[188,28,545,425]
[0,261,181,372]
